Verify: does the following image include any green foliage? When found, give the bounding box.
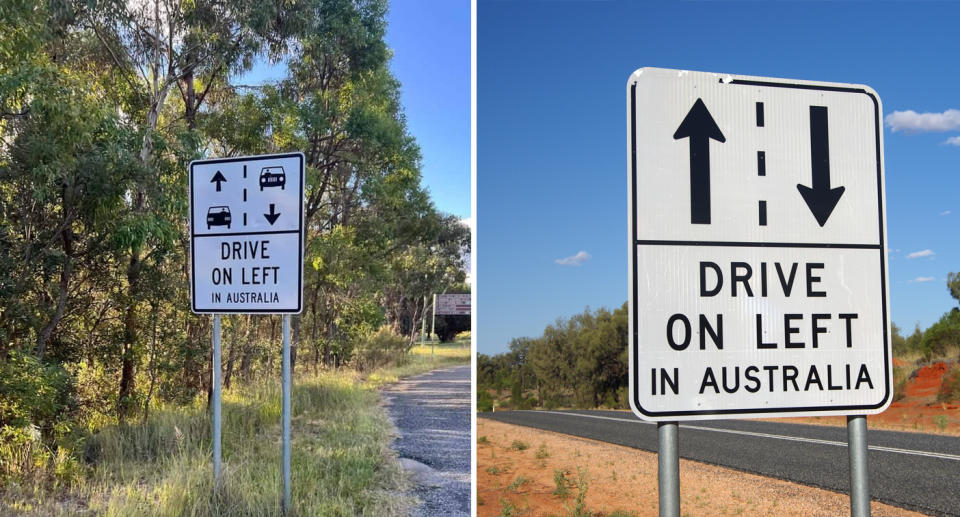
[353,326,411,372]
[937,365,960,403]
[477,389,494,412]
[553,468,570,497]
[509,440,530,451]
[0,350,74,430]
[919,308,960,360]
[947,272,960,304]
[478,304,629,411]
[0,0,468,509]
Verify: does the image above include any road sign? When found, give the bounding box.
[190,152,304,313]
[436,293,471,315]
[627,68,891,421]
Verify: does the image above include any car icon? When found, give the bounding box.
[206,206,231,230]
[259,166,286,191]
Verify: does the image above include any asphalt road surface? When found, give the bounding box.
[384,365,470,516]
[480,409,960,516]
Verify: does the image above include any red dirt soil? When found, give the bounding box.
[775,360,960,435]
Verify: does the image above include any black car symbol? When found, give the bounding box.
[259,166,286,191]
[207,206,231,229]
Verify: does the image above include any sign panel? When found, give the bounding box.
[190,153,304,313]
[436,294,471,316]
[627,68,891,421]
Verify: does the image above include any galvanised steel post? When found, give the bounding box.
[847,415,870,517]
[658,422,680,517]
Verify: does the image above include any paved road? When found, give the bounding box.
[384,365,470,516]
[480,409,960,516]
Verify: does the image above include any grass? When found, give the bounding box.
[363,342,470,388]
[2,359,477,516]
[509,440,530,451]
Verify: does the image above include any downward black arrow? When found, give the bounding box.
[210,170,227,192]
[673,98,726,224]
[264,204,280,225]
[797,106,845,227]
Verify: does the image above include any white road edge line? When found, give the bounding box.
[535,411,960,462]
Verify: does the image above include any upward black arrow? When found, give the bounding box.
[673,98,726,224]
[210,170,227,192]
[797,106,845,227]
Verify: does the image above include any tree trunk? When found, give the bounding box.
[36,229,73,358]
[117,252,141,421]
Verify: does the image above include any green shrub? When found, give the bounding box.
[353,326,411,371]
[509,439,529,451]
[920,308,960,360]
[478,390,494,412]
[937,365,960,402]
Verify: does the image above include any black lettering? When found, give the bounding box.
[811,314,830,348]
[804,365,823,391]
[784,314,804,348]
[699,314,723,350]
[763,365,778,392]
[744,366,761,393]
[839,313,858,347]
[827,365,842,390]
[756,314,776,349]
[731,262,753,297]
[261,240,270,259]
[667,314,691,351]
[662,368,679,395]
[722,367,740,393]
[806,263,826,297]
[776,263,798,296]
[760,262,768,297]
[783,365,799,391]
[700,262,722,296]
[699,367,719,394]
[855,364,874,389]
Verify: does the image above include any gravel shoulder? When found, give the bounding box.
[477,418,926,517]
[383,365,471,516]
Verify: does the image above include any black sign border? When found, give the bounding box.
[189,152,304,314]
[630,77,890,418]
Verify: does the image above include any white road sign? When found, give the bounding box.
[627,68,891,421]
[436,294,471,316]
[190,153,304,313]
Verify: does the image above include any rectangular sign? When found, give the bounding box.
[436,293,471,316]
[627,68,891,421]
[189,153,304,313]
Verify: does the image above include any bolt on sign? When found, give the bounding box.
[626,68,891,421]
[189,153,304,313]
[436,293,471,315]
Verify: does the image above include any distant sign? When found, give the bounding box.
[189,153,304,313]
[627,68,891,421]
[436,294,471,316]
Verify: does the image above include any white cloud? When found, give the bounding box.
[941,210,952,216]
[885,109,960,133]
[912,276,935,283]
[946,136,960,146]
[907,249,934,259]
[555,250,591,266]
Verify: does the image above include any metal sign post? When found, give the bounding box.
[212,314,222,485]
[847,416,870,516]
[657,422,679,517]
[431,293,437,361]
[626,68,891,516]
[282,315,292,514]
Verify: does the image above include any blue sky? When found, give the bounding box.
[240,1,470,220]
[477,1,960,355]
[385,0,470,220]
